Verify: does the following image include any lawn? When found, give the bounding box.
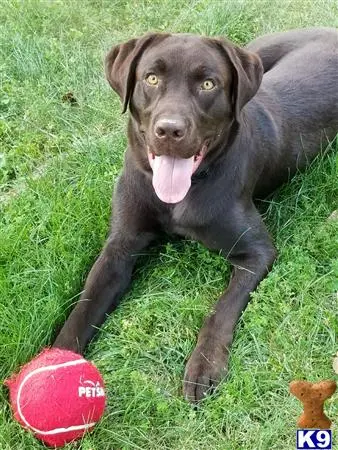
[1,0,337,449]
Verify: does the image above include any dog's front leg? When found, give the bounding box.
[53,176,157,354]
[184,206,277,402]
[53,231,154,354]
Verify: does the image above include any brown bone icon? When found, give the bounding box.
[289,380,337,429]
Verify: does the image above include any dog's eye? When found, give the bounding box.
[201,79,215,90]
[145,74,159,86]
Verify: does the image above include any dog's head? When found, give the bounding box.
[105,33,263,203]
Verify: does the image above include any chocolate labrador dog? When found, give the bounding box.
[54,28,338,402]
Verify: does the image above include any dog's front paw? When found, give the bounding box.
[183,340,229,403]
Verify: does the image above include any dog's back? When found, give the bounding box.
[247,27,338,73]
[249,28,338,128]
[244,28,338,195]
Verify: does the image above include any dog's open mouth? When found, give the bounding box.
[147,144,208,204]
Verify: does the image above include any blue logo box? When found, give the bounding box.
[296,429,332,450]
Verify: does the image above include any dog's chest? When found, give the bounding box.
[161,201,190,234]
[157,176,227,241]
[156,198,192,236]
[162,197,206,239]
[171,201,188,224]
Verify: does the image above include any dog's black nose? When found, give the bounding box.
[154,117,187,140]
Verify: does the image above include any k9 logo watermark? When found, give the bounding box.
[296,430,332,450]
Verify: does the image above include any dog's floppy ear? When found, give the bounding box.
[105,33,170,113]
[213,38,263,122]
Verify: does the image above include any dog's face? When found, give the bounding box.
[132,36,233,160]
[106,33,263,203]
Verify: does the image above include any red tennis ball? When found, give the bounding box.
[5,348,106,447]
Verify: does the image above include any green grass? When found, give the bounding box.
[1,0,337,449]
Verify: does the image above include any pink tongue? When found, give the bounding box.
[150,154,194,203]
